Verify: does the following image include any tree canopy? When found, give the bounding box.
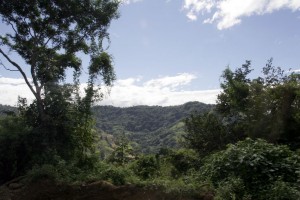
[185,59,300,156]
[0,0,119,121]
[0,0,120,182]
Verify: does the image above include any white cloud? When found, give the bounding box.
[290,68,300,73]
[0,77,34,106]
[0,75,220,107]
[121,0,143,4]
[100,73,220,107]
[183,0,300,29]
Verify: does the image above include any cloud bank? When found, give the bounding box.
[0,74,220,107]
[0,77,35,106]
[120,0,143,5]
[183,0,300,29]
[101,73,220,107]
[291,69,300,73]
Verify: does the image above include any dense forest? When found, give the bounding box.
[93,102,213,153]
[1,61,299,200]
[0,102,213,154]
[0,1,299,200]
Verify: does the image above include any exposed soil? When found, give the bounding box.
[0,177,213,200]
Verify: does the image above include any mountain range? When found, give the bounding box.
[0,102,214,154]
[93,102,213,154]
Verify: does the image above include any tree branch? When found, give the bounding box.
[0,48,38,98]
[0,58,19,72]
[8,21,18,35]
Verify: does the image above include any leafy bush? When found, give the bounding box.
[168,149,199,177]
[27,158,86,183]
[262,180,300,200]
[132,155,160,179]
[0,115,33,184]
[201,138,300,199]
[214,177,251,200]
[100,166,130,185]
[184,112,234,157]
[27,164,62,182]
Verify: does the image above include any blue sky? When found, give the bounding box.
[1,0,300,106]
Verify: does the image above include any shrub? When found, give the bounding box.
[27,164,61,182]
[27,158,85,183]
[214,177,251,200]
[168,149,199,177]
[262,180,300,200]
[132,155,160,179]
[100,165,131,185]
[0,115,33,184]
[184,112,235,157]
[201,138,300,199]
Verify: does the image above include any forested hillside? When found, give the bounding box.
[0,104,17,116]
[93,101,213,153]
[0,102,213,154]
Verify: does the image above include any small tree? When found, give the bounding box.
[201,138,300,199]
[184,112,233,156]
[108,132,134,165]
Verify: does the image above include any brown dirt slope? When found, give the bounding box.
[0,177,213,200]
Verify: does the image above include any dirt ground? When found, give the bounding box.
[0,177,213,200]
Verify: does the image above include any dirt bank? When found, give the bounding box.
[0,177,213,200]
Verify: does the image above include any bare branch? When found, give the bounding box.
[1,64,19,72]
[8,21,18,35]
[0,58,19,72]
[0,48,37,98]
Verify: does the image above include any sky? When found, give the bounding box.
[1,0,300,107]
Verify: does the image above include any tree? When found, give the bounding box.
[184,59,300,154]
[216,61,252,139]
[108,131,134,165]
[0,1,119,164]
[184,112,233,156]
[217,59,300,148]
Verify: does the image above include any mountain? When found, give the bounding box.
[0,104,17,116]
[0,102,214,154]
[93,102,214,153]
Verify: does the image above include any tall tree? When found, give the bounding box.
[185,60,300,155]
[0,0,119,161]
[217,59,300,148]
[0,0,119,122]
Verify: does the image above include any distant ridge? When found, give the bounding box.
[93,101,214,153]
[0,102,214,153]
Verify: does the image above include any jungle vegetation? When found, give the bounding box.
[0,1,299,199]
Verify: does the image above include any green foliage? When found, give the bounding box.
[132,155,160,179]
[184,112,235,156]
[108,132,134,165]
[27,160,73,183]
[0,104,16,116]
[0,0,120,182]
[215,178,300,200]
[27,158,133,186]
[217,59,300,148]
[217,61,253,116]
[168,149,199,176]
[0,115,32,184]
[18,94,98,165]
[201,138,300,199]
[185,60,300,157]
[262,180,300,200]
[214,177,251,200]
[93,102,213,153]
[100,166,131,185]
